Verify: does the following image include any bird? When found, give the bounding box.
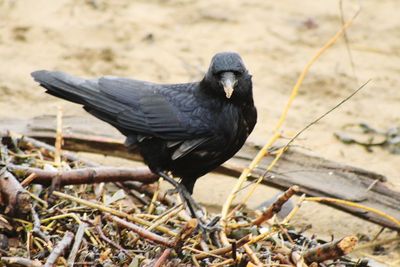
[31,52,257,221]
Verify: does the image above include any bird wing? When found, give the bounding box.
[96,76,210,138]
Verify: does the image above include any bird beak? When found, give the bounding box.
[221,72,237,99]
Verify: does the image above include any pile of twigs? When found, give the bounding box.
[0,132,367,266]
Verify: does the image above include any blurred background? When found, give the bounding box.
[0,0,399,263]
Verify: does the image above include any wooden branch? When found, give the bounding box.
[0,169,31,216]
[252,185,299,226]
[303,235,358,264]
[44,231,75,267]
[8,164,158,186]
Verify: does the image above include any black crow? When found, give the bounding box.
[31,52,257,220]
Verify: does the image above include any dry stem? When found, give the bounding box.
[153,248,172,267]
[305,197,400,228]
[193,234,251,260]
[54,106,63,165]
[67,222,86,266]
[252,185,299,226]
[44,231,74,267]
[303,235,358,264]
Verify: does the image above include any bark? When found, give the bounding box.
[252,185,299,225]
[8,164,158,186]
[0,169,31,216]
[303,235,358,264]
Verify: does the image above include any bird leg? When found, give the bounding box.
[157,172,202,218]
[157,172,220,233]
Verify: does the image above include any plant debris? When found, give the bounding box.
[0,132,378,266]
[335,123,400,154]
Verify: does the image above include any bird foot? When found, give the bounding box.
[157,172,221,239]
[158,172,204,216]
[198,215,221,232]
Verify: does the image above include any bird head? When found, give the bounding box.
[203,52,252,101]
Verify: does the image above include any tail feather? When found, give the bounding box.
[31,70,97,105]
[31,70,127,116]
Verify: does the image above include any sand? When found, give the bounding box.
[0,0,399,264]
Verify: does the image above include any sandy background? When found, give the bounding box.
[0,0,399,264]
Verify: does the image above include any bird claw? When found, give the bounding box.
[198,215,221,235]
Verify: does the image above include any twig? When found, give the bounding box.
[105,215,175,247]
[243,243,262,266]
[8,164,158,186]
[153,248,171,267]
[0,168,31,216]
[305,197,400,228]
[302,235,358,264]
[20,173,38,187]
[183,246,227,260]
[31,207,51,245]
[252,186,299,226]
[54,106,63,166]
[0,257,43,267]
[249,230,277,245]
[67,222,86,267]
[147,205,184,231]
[148,177,163,214]
[281,194,306,224]
[212,259,235,266]
[44,231,75,267]
[173,219,198,248]
[95,224,131,257]
[194,235,251,260]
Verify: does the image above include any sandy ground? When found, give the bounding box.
[0,0,399,264]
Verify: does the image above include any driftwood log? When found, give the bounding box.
[1,115,400,230]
